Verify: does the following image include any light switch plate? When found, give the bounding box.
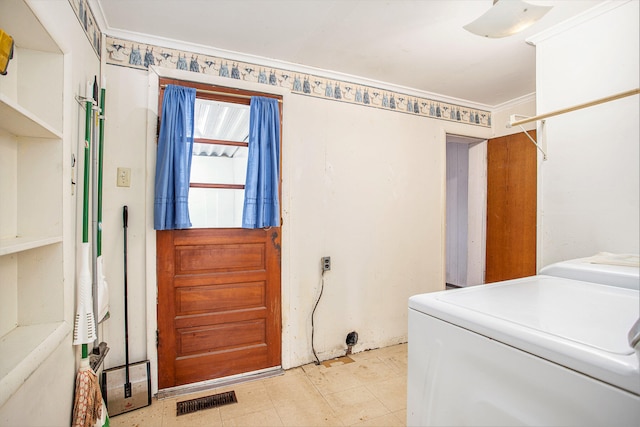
[117,167,131,187]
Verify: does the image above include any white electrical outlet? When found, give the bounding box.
[117,167,131,187]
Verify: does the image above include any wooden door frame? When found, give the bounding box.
[144,69,290,395]
[156,78,283,390]
[444,130,539,287]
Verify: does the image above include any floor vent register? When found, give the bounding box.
[176,391,237,416]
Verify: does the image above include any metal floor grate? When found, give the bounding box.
[176,390,237,416]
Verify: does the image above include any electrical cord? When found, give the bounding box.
[311,269,325,365]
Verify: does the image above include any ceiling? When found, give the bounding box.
[94,0,603,107]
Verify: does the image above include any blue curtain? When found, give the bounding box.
[243,96,281,228]
[154,84,196,230]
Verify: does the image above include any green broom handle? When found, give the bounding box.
[83,96,91,244]
[82,80,93,360]
[97,83,105,256]
[82,344,88,360]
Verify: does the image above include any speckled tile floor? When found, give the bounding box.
[109,343,407,427]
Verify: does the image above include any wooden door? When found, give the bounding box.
[157,227,281,389]
[485,131,537,283]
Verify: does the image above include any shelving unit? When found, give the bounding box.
[0,0,67,408]
[0,93,62,139]
[0,235,63,257]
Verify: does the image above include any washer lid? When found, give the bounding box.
[540,253,639,290]
[409,276,640,395]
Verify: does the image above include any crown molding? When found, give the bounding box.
[87,0,107,34]
[526,0,630,46]
[493,92,536,111]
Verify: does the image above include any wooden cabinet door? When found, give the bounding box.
[485,131,537,283]
[157,227,281,389]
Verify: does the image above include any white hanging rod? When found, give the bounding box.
[509,88,640,127]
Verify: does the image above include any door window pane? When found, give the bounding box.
[194,99,249,141]
[189,99,250,228]
[190,147,248,186]
[189,188,245,228]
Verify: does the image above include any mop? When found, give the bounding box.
[72,78,107,427]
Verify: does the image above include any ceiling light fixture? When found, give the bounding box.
[463,0,553,38]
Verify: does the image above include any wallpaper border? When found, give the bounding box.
[105,35,491,127]
[68,0,491,126]
[68,0,102,57]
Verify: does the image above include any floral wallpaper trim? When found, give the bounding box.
[69,0,102,57]
[105,36,491,127]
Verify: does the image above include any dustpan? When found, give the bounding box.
[102,206,151,416]
[102,361,151,416]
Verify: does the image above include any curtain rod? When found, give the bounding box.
[510,88,639,127]
[160,84,282,102]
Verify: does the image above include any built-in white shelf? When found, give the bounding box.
[0,235,63,256]
[0,0,60,54]
[0,0,67,411]
[0,321,71,407]
[0,93,62,139]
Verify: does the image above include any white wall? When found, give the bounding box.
[100,58,492,391]
[444,135,487,288]
[0,0,100,425]
[99,65,150,369]
[446,141,469,286]
[285,95,450,363]
[532,0,640,266]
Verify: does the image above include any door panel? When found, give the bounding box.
[175,244,266,273]
[157,228,281,389]
[485,131,537,283]
[177,319,265,355]
[175,282,265,314]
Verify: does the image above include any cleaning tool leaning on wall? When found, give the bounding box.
[95,76,109,325]
[72,78,108,427]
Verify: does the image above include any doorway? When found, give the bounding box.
[445,135,487,287]
[155,79,282,390]
[445,131,538,288]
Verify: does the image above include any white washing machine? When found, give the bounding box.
[540,253,639,290]
[408,265,640,426]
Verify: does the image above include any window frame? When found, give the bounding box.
[157,78,283,227]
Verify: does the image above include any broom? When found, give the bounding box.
[72,79,105,427]
[74,79,97,351]
[96,76,109,324]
